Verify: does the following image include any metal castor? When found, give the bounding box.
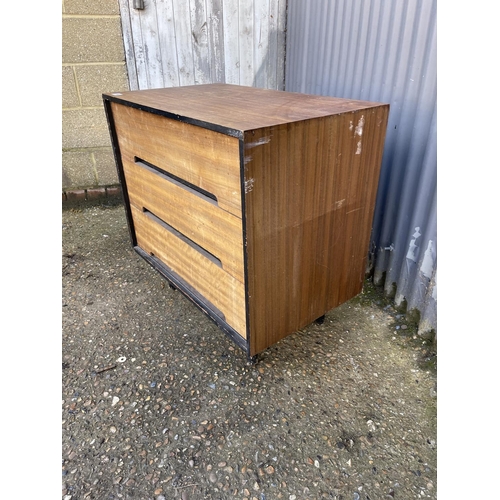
[315,314,326,325]
[247,353,259,365]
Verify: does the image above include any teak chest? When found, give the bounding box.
[103,84,389,358]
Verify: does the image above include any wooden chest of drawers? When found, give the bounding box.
[103,84,389,358]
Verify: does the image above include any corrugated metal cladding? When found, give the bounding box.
[118,0,287,90]
[285,0,437,338]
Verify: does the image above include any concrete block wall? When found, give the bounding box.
[62,0,129,201]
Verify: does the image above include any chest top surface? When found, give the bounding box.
[103,83,386,133]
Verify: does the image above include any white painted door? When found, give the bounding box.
[118,0,287,91]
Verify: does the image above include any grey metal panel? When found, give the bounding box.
[285,0,437,338]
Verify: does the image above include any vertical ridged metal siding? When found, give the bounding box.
[285,0,437,337]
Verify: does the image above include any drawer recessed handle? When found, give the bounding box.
[143,208,222,269]
[134,156,218,205]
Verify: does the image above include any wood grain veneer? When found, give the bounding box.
[130,205,247,335]
[104,84,389,358]
[243,108,388,354]
[110,102,242,217]
[123,157,244,283]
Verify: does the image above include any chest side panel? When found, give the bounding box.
[244,106,389,355]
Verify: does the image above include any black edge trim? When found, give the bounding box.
[134,247,248,353]
[239,134,253,360]
[103,94,243,139]
[102,98,137,247]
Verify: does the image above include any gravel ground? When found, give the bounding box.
[62,203,437,500]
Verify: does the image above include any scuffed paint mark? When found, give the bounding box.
[346,206,363,215]
[335,199,345,209]
[244,155,252,165]
[349,121,354,131]
[355,115,365,137]
[245,178,255,193]
[406,227,421,262]
[245,136,272,149]
[354,115,364,154]
[420,240,435,279]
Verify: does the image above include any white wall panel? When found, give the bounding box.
[119,0,286,90]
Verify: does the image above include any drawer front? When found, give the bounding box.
[111,102,242,217]
[130,205,247,337]
[123,157,244,284]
